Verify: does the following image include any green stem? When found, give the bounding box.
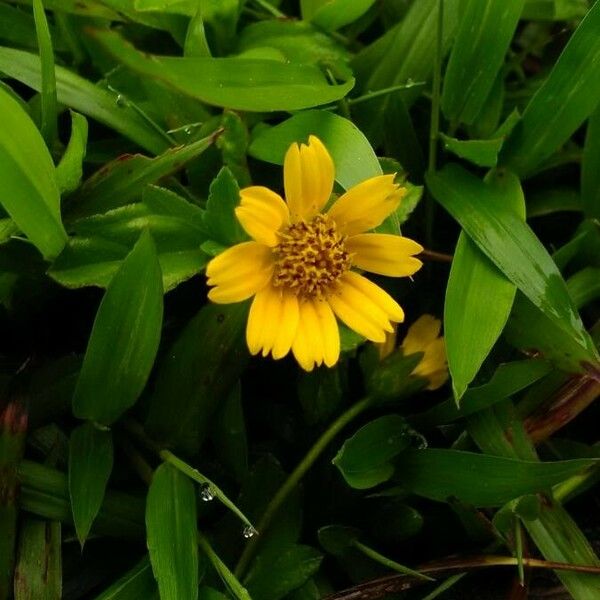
[252,0,285,18]
[234,396,372,578]
[353,540,435,581]
[426,0,444,247]
[348,82,426,106]
[198,532,251,600]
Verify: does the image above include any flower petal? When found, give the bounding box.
[235,186,290,247]
[315,300,340,367]
[272,292,300,359]
[346,233,424,277]
[292,309,317,372]
[401,314,442,356]
[206,242,273,303]
[284,135,334,220]
[328,271,405,342]
[327,175,405,236]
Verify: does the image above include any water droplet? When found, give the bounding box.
[200,483,214,502]
[406,78,414,86]
[242,525,258,539]
[115,94,127,108]
[183,126,192,135]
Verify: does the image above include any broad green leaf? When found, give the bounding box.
[217,111,251,186]
[522,0,588,20]
[318,525,359,556]
[249,111,381,190]
[304,0,376,31]
[0,4,65,52]
[203,167,247,247]
[525,502,600,598]
[56,111,88,195]
[0,46,169,154]
[68,422,113,546]
[69,132,216,219]
[32,0,57,146]
[333,416,412,489]
[568,267,600,310]
[441,0,524,125]
[581,105,600,220]
[145,303,248,454]
[445,235,516,400]
[90,28,354,112]
[237,20,350,69]
[184,7,211,57]
[50,186,208,291]
[505,292,595,373]
[414,359,552,426]
[444,172,524,400]
[146,464,198,600]
[72,232,163,424]
[93,557,158,600]
[500,1,600,175]
[14,517,61,600]
[427,164,597,365]
[19,460,145,540]
[527,188,582,218]
[439,133,503,168]
[0,85,66,259]
[245,544,323,600]
[397,449,597,506]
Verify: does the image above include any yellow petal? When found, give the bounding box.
[206,242,273,303]
[314,300,340,367]
[292,311,316,372]
[284,135,334,220]
[297,300,324,367]
[328,271,404,342]
[424,369,449,391]
[236,186,290,247]
[402,314,442,356]
[346,233,424,277]
[272,292,300,359]
[327,175,405,236]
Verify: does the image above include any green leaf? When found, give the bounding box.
[414,359,552,426]
[146,463,198,600]
[444,172,524,400]
[93,557,158,600]
[0,46,169,155]
[0,85,66,259]
[14,517,61,600]
[521,0,588,20]
[305,0,376,31]
[439,133,504,167]
[581,105,600,220]
[333,416,412,489]
[32,0,57,146]
[68,422,113,546]
[397,449,597,506]
[318,525,359,557]
[500,1,600,175]
[56,111,88,195]
[427,164,597,364]
[145,302,248,454]
[90,28,354,112]
[249,110,381,190]
[245,544,323,600]
[445,235,516,400]
[72,231,163,424]
[69,132,216,220]
[441,0,524,125]
[50,186,208,291]
[203,167,247,246]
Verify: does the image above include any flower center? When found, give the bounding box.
[272,214,351,298]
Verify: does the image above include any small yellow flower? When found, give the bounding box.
[401,315,448,390]
[206,135,423,371]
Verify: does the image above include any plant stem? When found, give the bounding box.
[252,0,285,18]
[234,396,372,578]
[348,82,426,106]
[353,540,434,581]
[426,0,444,248]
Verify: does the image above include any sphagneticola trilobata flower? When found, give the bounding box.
[206,136,424,371]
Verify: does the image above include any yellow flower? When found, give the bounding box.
[400,315,448,390]
[206,135,423,371]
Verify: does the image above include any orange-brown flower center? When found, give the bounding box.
[272,214,351,298]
